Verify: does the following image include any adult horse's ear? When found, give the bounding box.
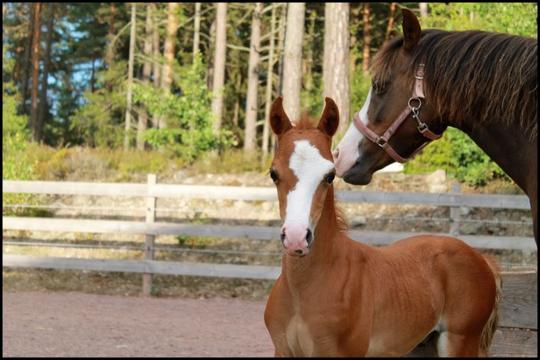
[401,8,421,51]
[270,97,293,136]
[318,97,339,137]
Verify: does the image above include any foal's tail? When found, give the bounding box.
[480,254,502,356]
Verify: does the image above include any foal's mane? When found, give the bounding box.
[371,29,537,140]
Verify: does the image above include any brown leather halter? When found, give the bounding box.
[353,64,442,163]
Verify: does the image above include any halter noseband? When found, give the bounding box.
[353,64,442,163]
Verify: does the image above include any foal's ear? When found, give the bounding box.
[318,97,339,137]
[270,97,293,136]
[401,8,421,51]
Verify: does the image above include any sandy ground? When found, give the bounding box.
[2,291,274,357]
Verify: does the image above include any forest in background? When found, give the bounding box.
[2,2,537,187]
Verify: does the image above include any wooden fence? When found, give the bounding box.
[2,176,537,356]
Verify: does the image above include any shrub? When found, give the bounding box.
[405,128,509,187]
[134,54,235,162]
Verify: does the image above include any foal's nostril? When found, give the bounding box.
[295,249,303,255]
[306,228,313,245]
[280,230,286,243]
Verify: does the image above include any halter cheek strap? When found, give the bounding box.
[353,63,442,164]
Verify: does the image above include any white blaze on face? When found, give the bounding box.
[284,140,334,242]
[333,88,372,177]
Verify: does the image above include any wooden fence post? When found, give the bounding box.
[142,174,156,296]
[449,182,461,236]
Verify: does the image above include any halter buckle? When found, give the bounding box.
[415,63,425,80]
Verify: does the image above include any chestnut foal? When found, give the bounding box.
[264,97,501,357]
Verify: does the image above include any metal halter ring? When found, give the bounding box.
[376,137,387,147]
[408,97,422,111]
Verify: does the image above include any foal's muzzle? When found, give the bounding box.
[281,224,313,256]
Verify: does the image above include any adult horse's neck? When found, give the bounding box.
[282,186,344,284]
[450,118,538,240]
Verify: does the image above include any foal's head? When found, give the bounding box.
[269,97,339,257]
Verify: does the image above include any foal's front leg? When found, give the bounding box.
[437,331,482,357]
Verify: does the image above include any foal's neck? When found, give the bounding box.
[282,186,342,276]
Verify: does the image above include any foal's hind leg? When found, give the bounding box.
[437,331,483,357]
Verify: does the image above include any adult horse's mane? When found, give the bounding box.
[371,29,537,140]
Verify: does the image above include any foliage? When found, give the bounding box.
[300,72,324,118]
[2,45,39,215]
[405,128,508,187]
[423,3,537,37]
[134,54,235,162]
[69,60,127,148]
[31,145,177,182]
[190,148,265,174]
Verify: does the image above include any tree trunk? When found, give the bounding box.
[124,3,136,150]
[151,3,160,128]
[243,3,262,153]
[419,3,428,19]
[21,3,34,115]
[385,3,397,42]
[304,9,316,92]
[323,3,350,136]
[262,4,277,159]
[193,2,201,59]
[30,2,42,142]
[211,3,227,134]
[105,3,116,92]
[38,3,54,141]
[362,3,371,73]
[138,4,154,150]
[90,59,96,92]
[276,3,286,96]
[282,2,305,122]
[106,3,116,65]
[160,2,180,129]
[206,18,216,89]
[273,3,287,151]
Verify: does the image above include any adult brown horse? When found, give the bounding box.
[333,9,537,243]
[264,97,501,356]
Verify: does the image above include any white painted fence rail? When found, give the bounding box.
[2,176,536,295]
[3,179,532,208]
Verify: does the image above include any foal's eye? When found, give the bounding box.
[325,172,335,184]
[269,169,279,183]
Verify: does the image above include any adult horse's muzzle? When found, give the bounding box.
[342,158,375,185]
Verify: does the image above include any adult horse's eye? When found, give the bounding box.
[269,169,279,183]
[325,172,335,184]
[372,79,387,95]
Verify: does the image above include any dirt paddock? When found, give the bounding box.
[3,289,537,357]
[2,291,274,357]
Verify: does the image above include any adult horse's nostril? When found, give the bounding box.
[332,149,340,161]
[306,228,313,245]
[295,249,303,255]
[280,229,286,243]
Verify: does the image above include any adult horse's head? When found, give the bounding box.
[269,97,339,257]
[334,9,446,185]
